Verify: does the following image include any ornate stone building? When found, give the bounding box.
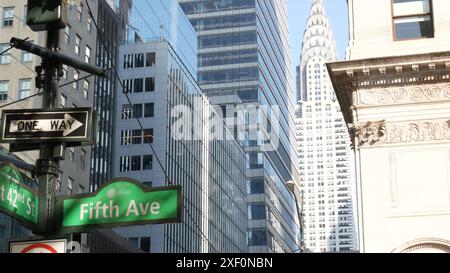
[328,0,450,253]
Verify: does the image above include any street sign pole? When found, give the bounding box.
[36,27,63,235]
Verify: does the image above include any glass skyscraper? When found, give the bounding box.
[179,0,302,253]
[113,0,247,253]
[125,0,198,74]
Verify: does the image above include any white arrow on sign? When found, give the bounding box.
[9,114,83,137]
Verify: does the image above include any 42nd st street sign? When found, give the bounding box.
[0,162,38,230]
[56,179,182,233]
[0,108,95,143]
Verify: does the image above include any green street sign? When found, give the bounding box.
[57,179,182,233]
[0,162,39,229]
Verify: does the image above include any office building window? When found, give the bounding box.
[140,237,151,253]
[144,103,154,118]
[143,129,153,144]
[87,15,92,32]
[0,81,9,101]
[76,3,83,22]
[22,5,27,24]
[60,93,67,107]
[120,156,130,172]
[143,155,153,171]
[131,156,141,171]
[135,53,144,68]
[392,0,434,40]
[133,104,143,118]
[132,130,142,144]
[123,54,133,69]
[248,229,267,246]
[2,7,14,27]
[0,44,11,64]
[75,35,81,55]
[85,45,91,63]
[83,80,89,99]
[246,152,263,169]
[121,130,131,145]
[69,147,75,162]
[67,177,74,195]
[248,204,266,220]
[64,24,71,44]
[62,65,68,79]
[80,149,87,170]
[122,104,132,120]
[78,184,85,194]
[18,79,31,99]
[246,179,265,194]
[73,69,79,90]
[145,77,155,92]
[123,79,132,93]
[134,78,143,93]
[21,50,32,63]
[146,52,155,67]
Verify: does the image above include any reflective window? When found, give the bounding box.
[248,229,267,246]
[199,32,256,49]
[0,81,9,101]
[392,0,433,40]
[247,179,265,194]
[248,204,266,220]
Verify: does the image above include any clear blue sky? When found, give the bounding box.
[288,0,349,71]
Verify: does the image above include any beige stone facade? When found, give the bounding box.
[328,0,450,253]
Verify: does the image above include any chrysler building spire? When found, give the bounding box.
[297,0,338,102]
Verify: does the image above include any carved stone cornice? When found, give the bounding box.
[355,120,450,148]
[355,83,450,107]
[327,51,450,125]
[355,120,386,146]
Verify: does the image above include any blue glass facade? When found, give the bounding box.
[180,0,302,253]
[126,0,198,74]
[114,0,247,253]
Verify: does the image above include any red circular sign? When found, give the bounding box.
[20,243,59,253]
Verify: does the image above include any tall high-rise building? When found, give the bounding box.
[113,0,247,253]
[90,0,128,190]
[179,0,302,253]
[295,0,357,252]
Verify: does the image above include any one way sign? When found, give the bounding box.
[0,108,95,143]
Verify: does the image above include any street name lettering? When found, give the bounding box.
[79,200,161,221]
[59,179,182,232]
[0,163,38,225]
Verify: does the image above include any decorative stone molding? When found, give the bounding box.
[355,120,386,146]
[356,120,450,147]
[355,83,450,107]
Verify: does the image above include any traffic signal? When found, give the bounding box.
[26,0,67,32]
